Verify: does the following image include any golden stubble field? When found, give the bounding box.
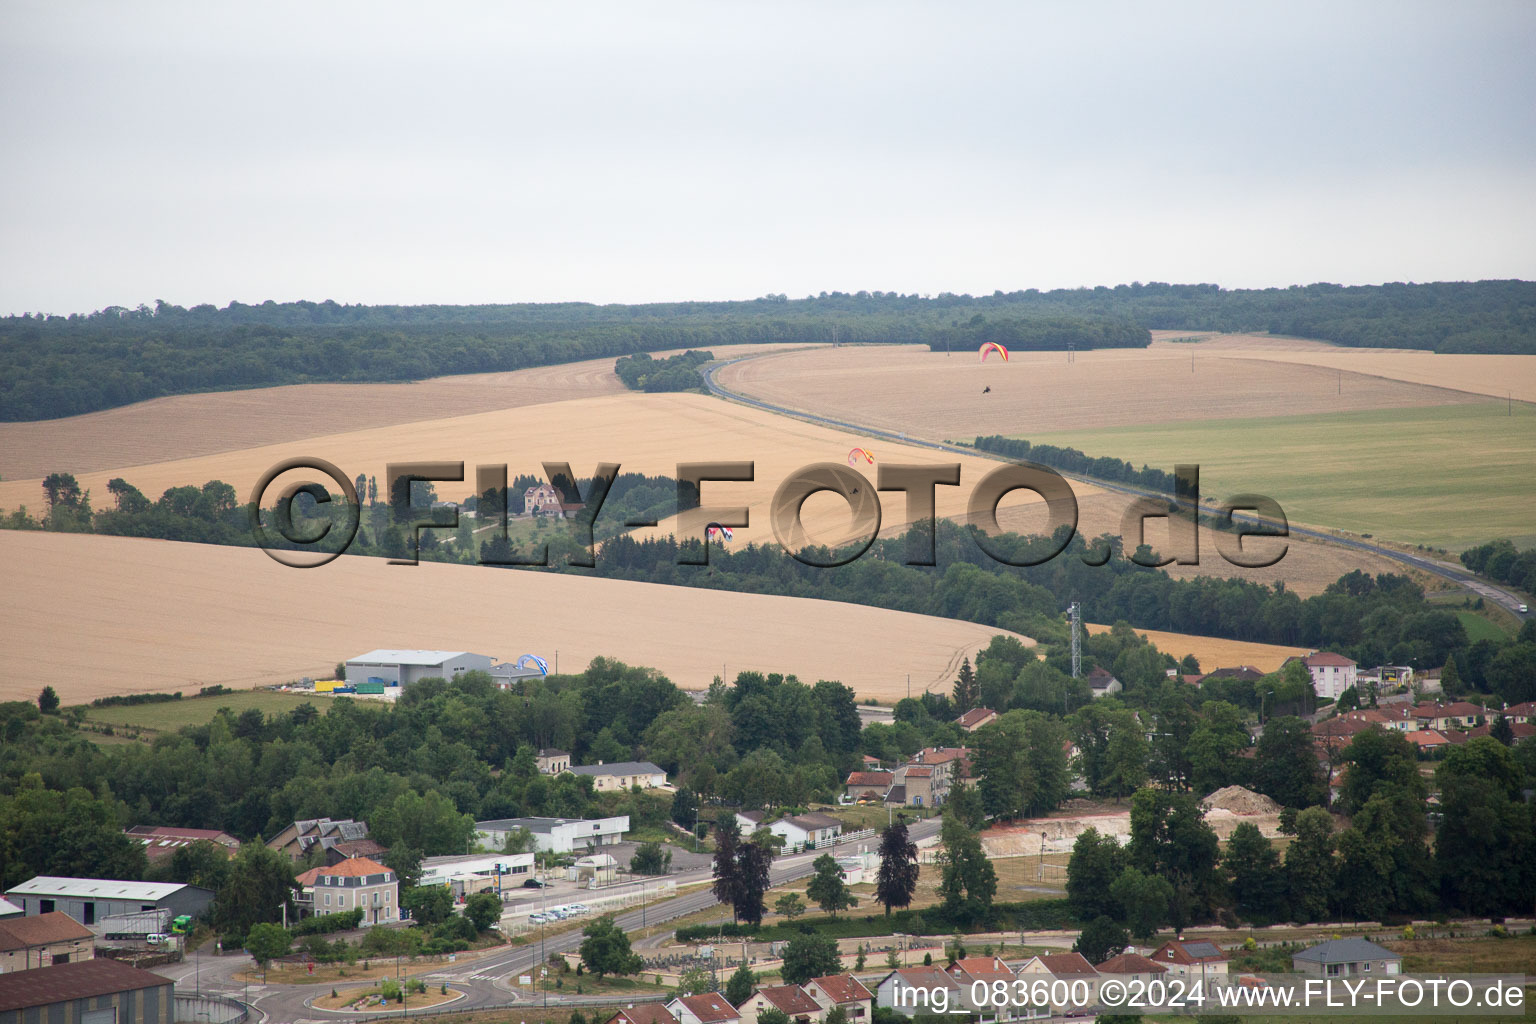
[1084,622,1308,673]
[712,341,1499,440]
[0,530,1029,704]
[0,342,812,482]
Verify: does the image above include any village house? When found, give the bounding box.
[605,1006,681,1024]
[0,912,95,972]
[667,992,742,1024]
[737,984,825,1024]
[295,856,398,926]
[567,761,668,791]
[946,957,1035,1021]
[1094,951,1168,986]
[1015,953,1100,1014]
[954,707,998,731]
[843,770,893,802]
[875,966,961,1017]
[1293,938,1403,977]
[1149,939,1230,978]
[524,482,585,518]
[1086,666,1123,698]
[806,974,874,1022]
[1290,652,1358,700]
[770,813,843,851]
[265,818,385,863]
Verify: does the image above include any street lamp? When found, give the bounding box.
[1260,689,1275,724]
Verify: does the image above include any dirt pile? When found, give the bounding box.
[1201,785,1281,815]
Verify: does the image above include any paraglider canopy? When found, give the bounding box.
[706,524,734,542]
[847,446,875,466]
[979,341,1010,362]
[515,653,549,676]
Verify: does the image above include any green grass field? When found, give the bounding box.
[1456,610,1512,644]
[79,689,358,732]
[1027,402,1536,551]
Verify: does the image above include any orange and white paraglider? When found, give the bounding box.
[847,447,875,467]
[979,342,1009,362]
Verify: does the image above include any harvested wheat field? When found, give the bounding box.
[0,531,1029,704]
[1084,622,1308,673]
[0,342,814,482]
[714,343,1489,439]
[0,391,1089,551]
[1147,332,1536,403]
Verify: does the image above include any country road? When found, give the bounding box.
[700,353,1532,622]
[165,819,943,1022]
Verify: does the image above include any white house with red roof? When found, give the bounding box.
[295,856,397,925]
[1292,652,1358,700]
[806,975,874,1022]
[737,984,825,1024]
[955,707,998,732]
[1149,939,1230,977]
[668,992,742,1024]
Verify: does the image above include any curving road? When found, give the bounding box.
[700,353,1531,622]
[167,820,942,1022]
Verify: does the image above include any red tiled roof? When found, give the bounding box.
[313,856,392,879]
[675,993,740,1023]
[810,975,874,1004]
[902,765,934,777]
[1096,952,1167,975]
[955,708,997,728]
[1503,701,1536,718]
[611,1006,681,1024]
[1406,730,1448,747]
[1303,652,1356,667]
[947,956,1014,983]
[757,985,822,1016]
[845,771,893,787]
[1037,952,1099,975]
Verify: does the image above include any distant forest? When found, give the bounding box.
[3,279,1533,420]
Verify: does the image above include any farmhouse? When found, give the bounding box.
[524,482,585,518]
[0,958,173,1024]
[294,857,397,926]
[0,912,95,972]
[343,649,494,689]
[769,813,842,851]
[3,878,213,928]
[568,761,668,791]
[1292,938,1402,977]
[124,825,240,863]
[475,815,629,854]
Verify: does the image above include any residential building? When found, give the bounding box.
[1292,939,1402,977]
[568,761,668,791]
[735,811,767,834]
[295,857,397,926]
[0,958,173,1024]
[3,878,213,928]
[888,746,974,807]
[1291,652,1358,701]
[1405,730,1450,753]
[769,813,842,851]
[0,912,95,972]
[667,992,741,1024]
[738,984,825,1024]
[1094,952,1168,986]
[875,966,961,1017]
[606,1006,682,1024]
[947,957,1035,1020]
[1148,940,1230,977]
[536,749,571,774]
[343,649,494,689]
[123,826,240,863]
[806,974,874,1022]
[1086,667,1123,698]
[1504,701,1536,724]
[955,707,998,732]
[475,815,629,854]
[844,771,893,802]
[886,765,933,807]
[265,817,385,862]
[1015,952,1101,1012]
[524,482,585,518]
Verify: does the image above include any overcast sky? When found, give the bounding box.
[2,1,1533,314]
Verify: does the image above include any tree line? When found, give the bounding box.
[8,279,1532,420]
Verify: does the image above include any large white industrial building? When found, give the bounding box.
[344,650,494,688]
[474,815,629,854]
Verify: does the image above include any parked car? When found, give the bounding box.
[522,878,547,888]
